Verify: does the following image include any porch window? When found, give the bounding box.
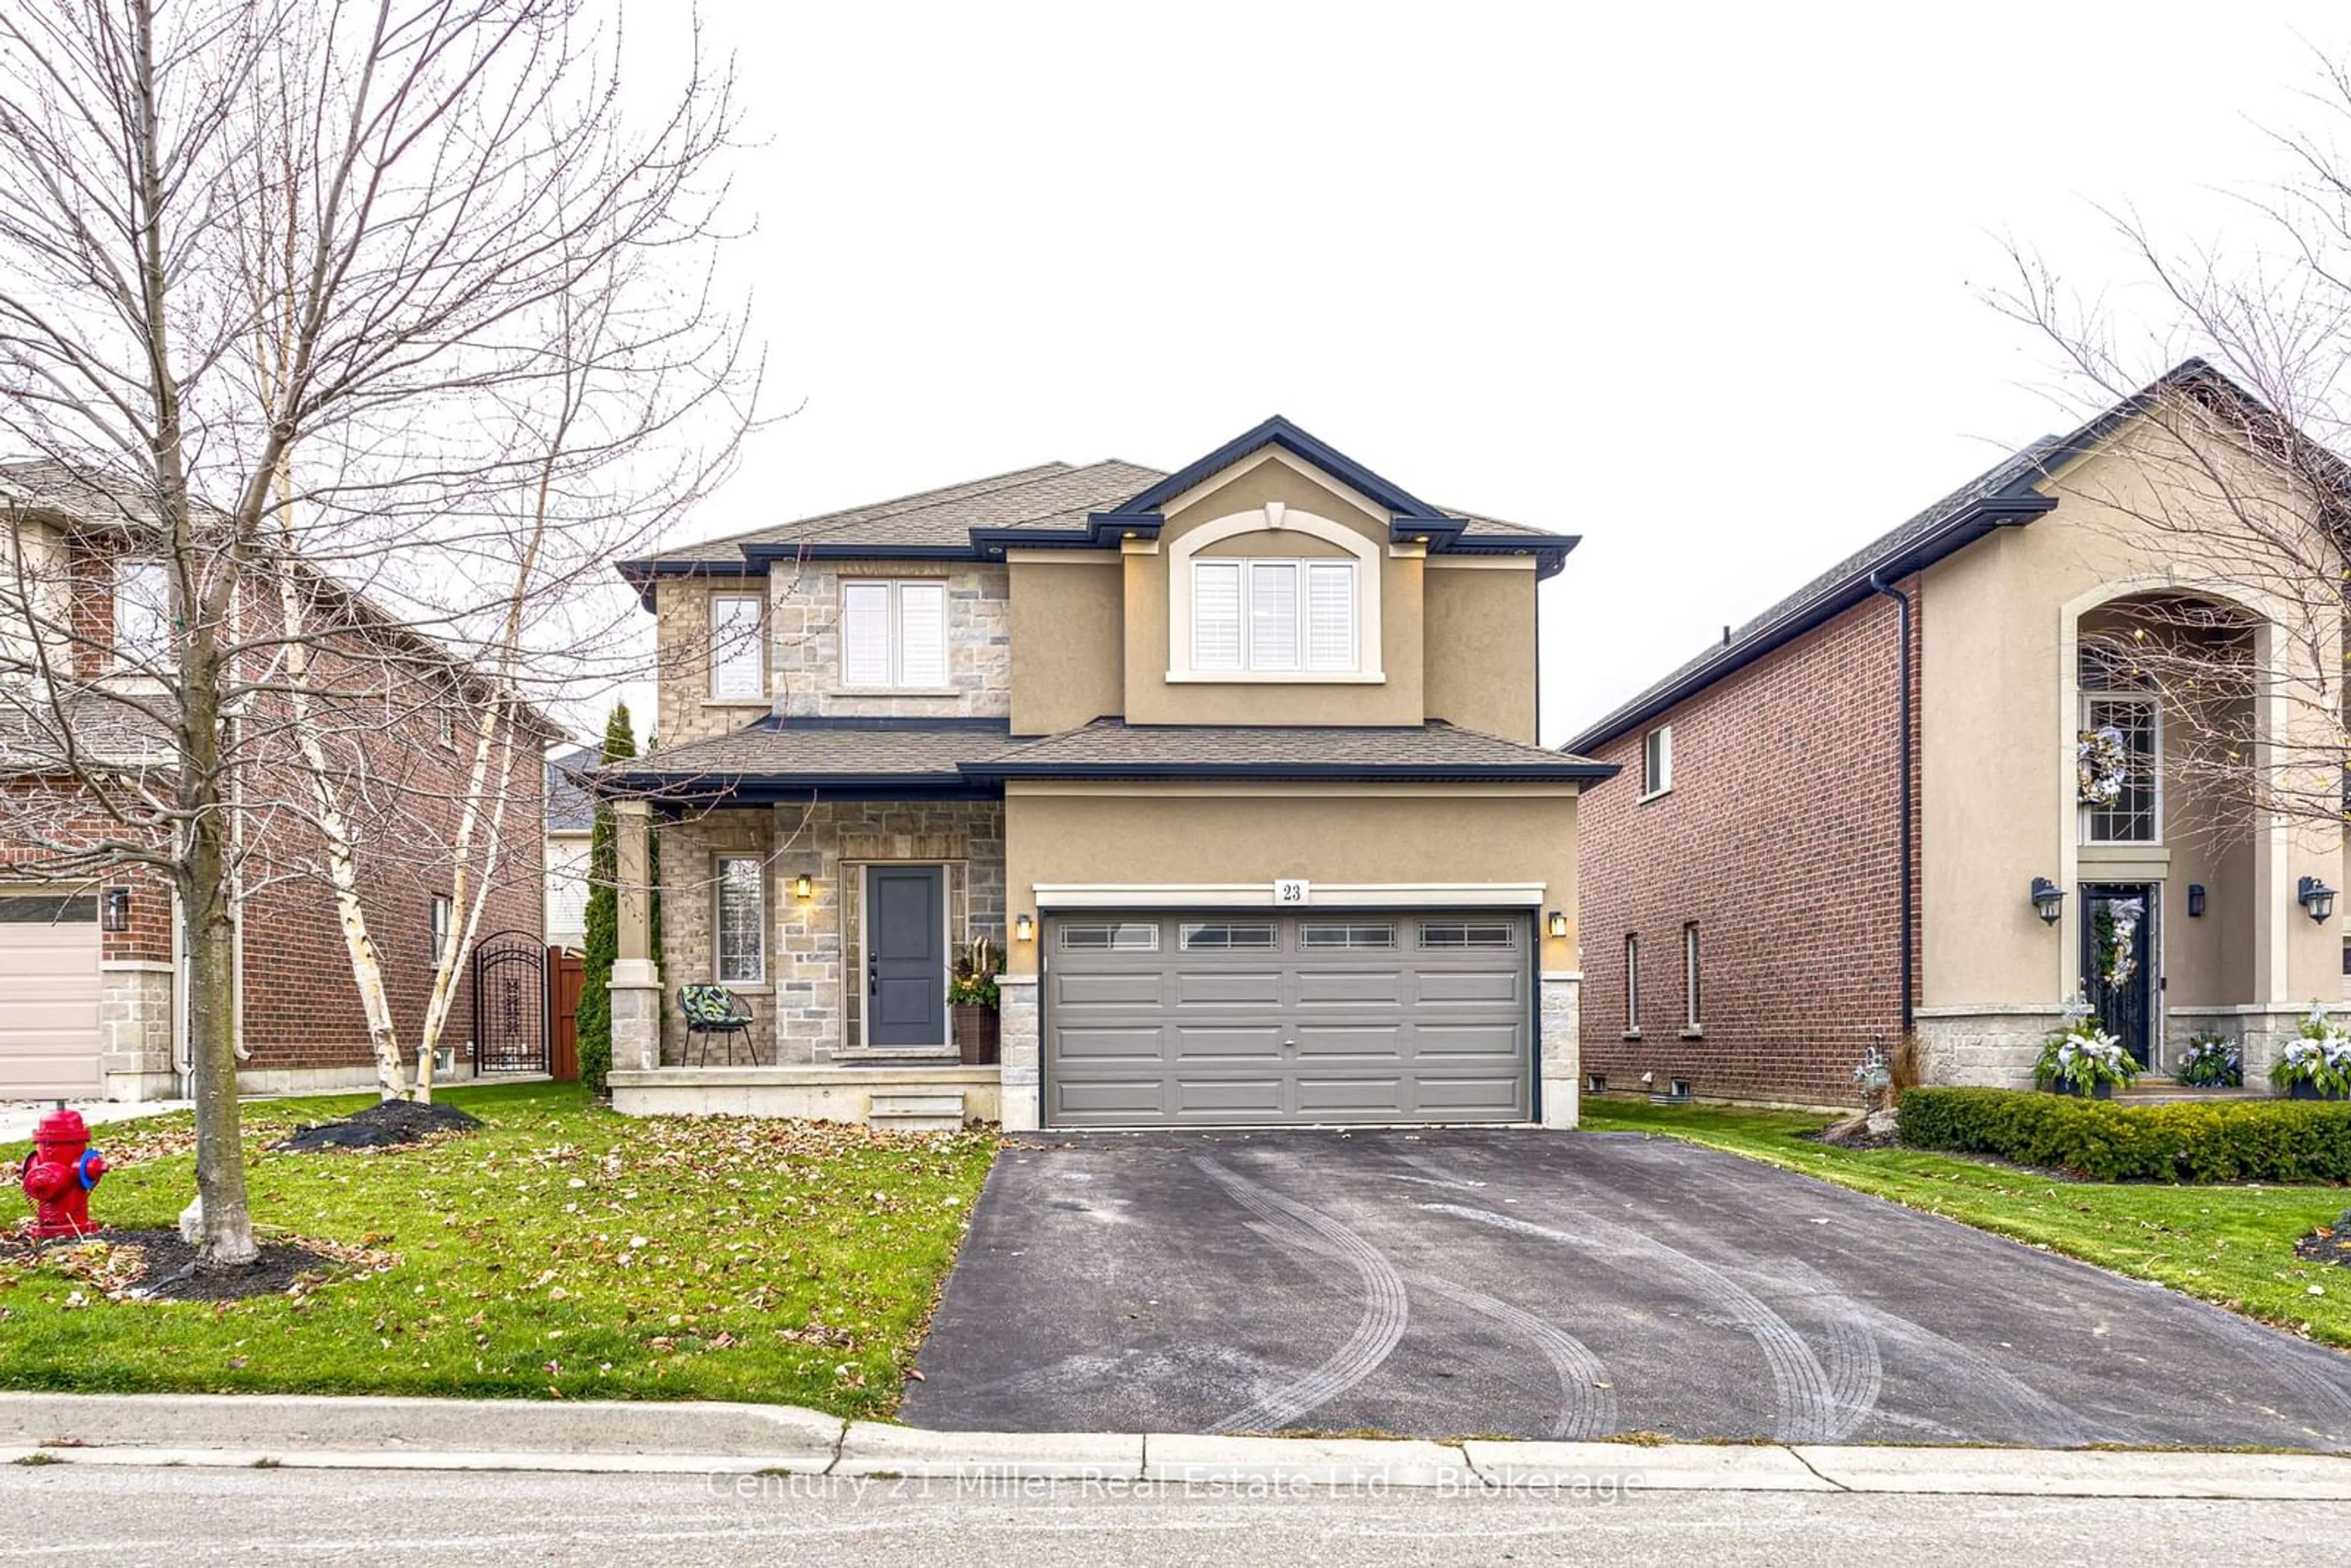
[708,593,765,700]
[1190,559,1358,673]
[841,580,948,690]
[714,857,765,985]
[112,557,169,668]
[2080,692,2159,844]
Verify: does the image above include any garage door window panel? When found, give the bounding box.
[1180,921,1278,951]
[1059,922,1160,953]
[1419,920,1517,950]
[1301,923,1395,950]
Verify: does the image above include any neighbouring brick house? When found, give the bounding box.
[0,463,550,1101]
[598,416,1608,1130]
[1567,362,2347,1108]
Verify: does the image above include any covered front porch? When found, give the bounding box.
[596,718,1016,1127]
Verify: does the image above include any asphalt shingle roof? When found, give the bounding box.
[0,689,176,775]
[971,719,1612,779]
[637,449,1554,571]
[608,717,1015,785]
[545,746,598,834]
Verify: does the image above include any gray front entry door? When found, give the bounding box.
[1042,910,1533,1127]
[867,865,946,1048]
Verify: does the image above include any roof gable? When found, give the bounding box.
[1558,358,2328,758]
[1089,415,1452,531]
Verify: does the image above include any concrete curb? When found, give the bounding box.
[6,1394,2351,1499]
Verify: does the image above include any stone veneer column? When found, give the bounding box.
[99,960,178,1100]
[1539,973,1581,1128]
[609,799,664,1073]
[997,973,1039,1131]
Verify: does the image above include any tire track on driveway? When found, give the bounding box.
[1420,1200,1859,1442]
[1194,1157,1409,1433]
[1242,1218,1620,1439]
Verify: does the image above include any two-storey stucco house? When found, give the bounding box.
[597,417,1610,1131]
[1567,362,2347,1107]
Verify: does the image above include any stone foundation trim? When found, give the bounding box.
[1538,973,1581,1130]
[997,973,1040,1133]
[609,1065,1002,1125]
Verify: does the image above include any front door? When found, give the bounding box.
[2079,882,2157,1067]
[867,865,945,1048]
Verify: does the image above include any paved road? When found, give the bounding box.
[6,1463,2351,1566]
[906,1128,2351,1447]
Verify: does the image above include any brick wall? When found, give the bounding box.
[1576,582,1920,1108]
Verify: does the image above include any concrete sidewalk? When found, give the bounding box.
[5,1392,2350,1499]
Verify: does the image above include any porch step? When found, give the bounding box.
[869,1090,967,1132]
[2115,1080,2268,1105]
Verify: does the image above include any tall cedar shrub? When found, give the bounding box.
[1899,1086,2351,1183]
[576,705,637,1095]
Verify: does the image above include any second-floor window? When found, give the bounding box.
[113,557,169,669]
[1624,932,1641,1032]
[1641,724,1672,798]
[2080,692,2158,844]
[1191,558,1357,673]
[841,579,947,690]
[709,593,765,700]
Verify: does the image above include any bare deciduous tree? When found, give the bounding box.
[0,0,758,1266]
[1990,51,2351,847]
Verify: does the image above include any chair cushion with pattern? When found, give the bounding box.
[680,985,738,1026]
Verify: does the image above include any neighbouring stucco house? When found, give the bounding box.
[595,416,1610,1131]
[0,462,550,1101]
[544,746,595,953]
[1565,362,2348,1108]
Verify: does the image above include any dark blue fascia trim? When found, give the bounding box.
[772,715,1011,733]
[964,760,1619,783]
[1089,415,1457,530]
[615,556,770,609]
[741,542,981,564]
[1561,494,2055,760]
[602,770,1003,804]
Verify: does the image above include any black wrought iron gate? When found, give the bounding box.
[471,929,550,1074]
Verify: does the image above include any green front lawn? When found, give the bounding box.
[1580,1096,2351,1350]
[0,1082,997,1416]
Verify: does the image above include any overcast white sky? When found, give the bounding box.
[619,0,2345,748]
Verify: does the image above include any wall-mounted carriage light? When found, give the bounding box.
[1014,913,1034,943]
[1547,909,1569,939]
[2300,876,2338,924]
[2187,883,2207,918]
[2030,877,2066,926]
[791,874,813,901]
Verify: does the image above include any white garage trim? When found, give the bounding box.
[1033,882,1547,909]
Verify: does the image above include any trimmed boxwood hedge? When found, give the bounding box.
[1897,1087,2351,1183]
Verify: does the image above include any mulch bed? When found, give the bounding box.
[271,1097,482,1153]
[2294,1213,2351,1269]
[0,1228,336,1302]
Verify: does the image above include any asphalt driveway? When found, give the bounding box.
[903,1129,2351,1449]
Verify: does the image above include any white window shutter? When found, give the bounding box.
[841,582,892,688]
[1247,561,1299,669]
[1192,562,1242,670]
[1306,563,1354,670]
[897,582,947,688]
[708,595,763,699]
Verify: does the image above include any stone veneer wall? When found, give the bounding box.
[1539,974,1581,1128]
[1914,1007,2068,1088]
[767,559,1011,719]
[657,799,1007,1066]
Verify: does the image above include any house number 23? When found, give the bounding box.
[1273,879,1310,905]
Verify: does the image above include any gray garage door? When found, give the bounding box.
[1043,910,1532,1128]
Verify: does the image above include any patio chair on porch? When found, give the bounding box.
[680,984,760,1066]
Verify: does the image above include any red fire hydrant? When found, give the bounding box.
[19,1107,107,1239]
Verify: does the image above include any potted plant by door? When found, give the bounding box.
[2175,1031,2243,1088]
[2034,1011,2139,1100]
[2271,1005,2351,1101]
[950,936,1002,1065]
